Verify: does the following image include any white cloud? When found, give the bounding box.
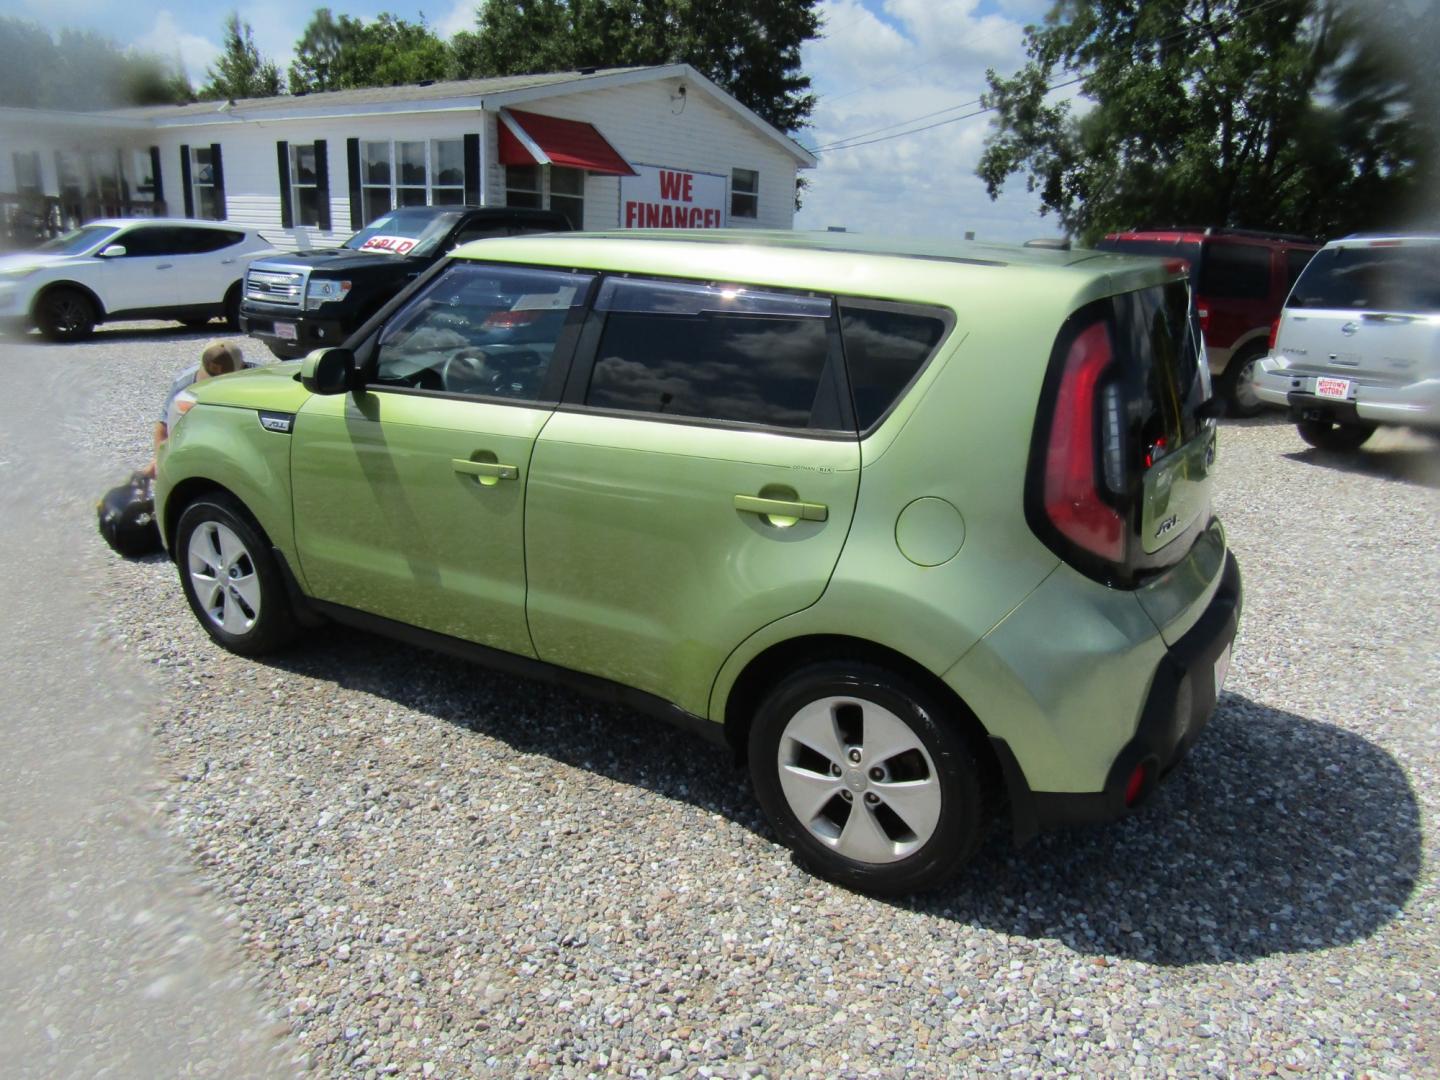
[796,0,1073,242]
[437,0,479,39]
[132,10,221,85]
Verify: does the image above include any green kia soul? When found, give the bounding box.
[156,231,1241,895]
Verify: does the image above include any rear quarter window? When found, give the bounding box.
[1287,244,1440,313]
[1197,243,1270,299]
[838,302,949,430]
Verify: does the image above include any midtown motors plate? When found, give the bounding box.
[1315,376,1351,400]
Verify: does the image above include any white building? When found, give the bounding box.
[0,64,816,249]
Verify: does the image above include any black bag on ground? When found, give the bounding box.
[97,471,163,558]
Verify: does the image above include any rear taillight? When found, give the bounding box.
[1267,316,1280,351]
[483,309,540,330]
[1196,304,1211,335]
[1043,321,1126,563]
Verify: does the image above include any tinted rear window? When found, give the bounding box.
[586,278,843,430]
[1113,281,1206,457]
[1287,244,1440,312]
[839,302,948,430]
[1197,243,1270,299]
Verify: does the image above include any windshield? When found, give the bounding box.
[1287,243,1440,313]
[343,210,464,257]
[35,225,121,256]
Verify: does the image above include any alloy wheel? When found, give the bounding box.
[186,520,261,635]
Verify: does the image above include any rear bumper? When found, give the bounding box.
[1254,356,1440,428]
[993,551,1243,843]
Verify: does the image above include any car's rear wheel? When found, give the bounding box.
[1220,345,1268,418]
[748,661,988,896]
[176,494,298,656]
[34,287,97,342]
[1297,417,1376,451]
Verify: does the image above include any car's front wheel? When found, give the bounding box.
[748,661,989,896]
[1297,417,1377,451]
[176,494,298,656]
[34,286,97,342]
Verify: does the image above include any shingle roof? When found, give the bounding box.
[99,67,653,120]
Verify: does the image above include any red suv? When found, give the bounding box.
[1095,228,1320,416]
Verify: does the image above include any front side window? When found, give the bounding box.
[731,168,758,220]
[585,278,840,430]
[373,262,593,400]
[361,139,466,224]
[114,226,190,258]
[290,144,321,227]
[190,146,220,220]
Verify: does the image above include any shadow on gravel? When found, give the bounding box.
[1282,440,1440,490]
[264,632,1420,967]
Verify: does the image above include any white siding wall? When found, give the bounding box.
[3,77,803,248]
[488,78,799,230]
[151,113,488,253]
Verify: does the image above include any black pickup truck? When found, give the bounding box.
[239,205,572,358]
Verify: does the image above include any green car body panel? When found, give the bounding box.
[156,229,1238,836]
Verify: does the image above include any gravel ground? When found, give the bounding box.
[7,322,1439,1076]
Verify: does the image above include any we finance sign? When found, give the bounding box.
[621,165,727,229]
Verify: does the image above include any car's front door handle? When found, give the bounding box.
[453,458,518,482]
[734,494,828,523]
[156,263,173,269]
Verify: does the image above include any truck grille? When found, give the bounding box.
[245,268,306,307]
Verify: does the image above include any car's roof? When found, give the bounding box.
[1329,233,1440,247]
[88,217,255,231]
[450,230,1185,310]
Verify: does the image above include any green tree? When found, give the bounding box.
[0,17,192,109]
[977,0,1437,243]
[201,13,283,100]
[289,8,361,93]
[452,0,820,133]
[290,11,451,93]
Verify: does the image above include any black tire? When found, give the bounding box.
[223,284,242,330]
[748,661,989,896]
[34,286,97,342]
[1219,346,1268,418]
[1297,417,1376,451]
[175,494,298,656]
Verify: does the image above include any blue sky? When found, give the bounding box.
[0,0,1066,240]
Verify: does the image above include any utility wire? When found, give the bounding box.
[806,0,1297,155]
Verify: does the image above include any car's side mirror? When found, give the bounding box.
[300,347,357,395]
[98,244,126,258]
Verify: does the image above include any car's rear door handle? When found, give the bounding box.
[734,494,828,523]
[453,458,518,482]
[156,263,173,269]
[1362,312,1418,323]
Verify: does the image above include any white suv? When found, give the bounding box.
[1254,234,1440,449]
[0,219,277,342]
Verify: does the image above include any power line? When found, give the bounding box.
[805,0,1297,155]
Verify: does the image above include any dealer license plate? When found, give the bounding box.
[1214,645,1232,697]
[1315,377,1351,400]
[274,321,298,342]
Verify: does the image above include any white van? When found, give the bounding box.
[1253,234,1440,449]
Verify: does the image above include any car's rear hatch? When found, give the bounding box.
[1277,238,1440,385]
[1028,270,1217,608]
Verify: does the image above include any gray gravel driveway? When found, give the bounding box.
[3,322,1437,1077]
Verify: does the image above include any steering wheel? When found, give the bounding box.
[441,348,496,395]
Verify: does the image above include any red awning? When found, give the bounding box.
[498,108,636,177]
